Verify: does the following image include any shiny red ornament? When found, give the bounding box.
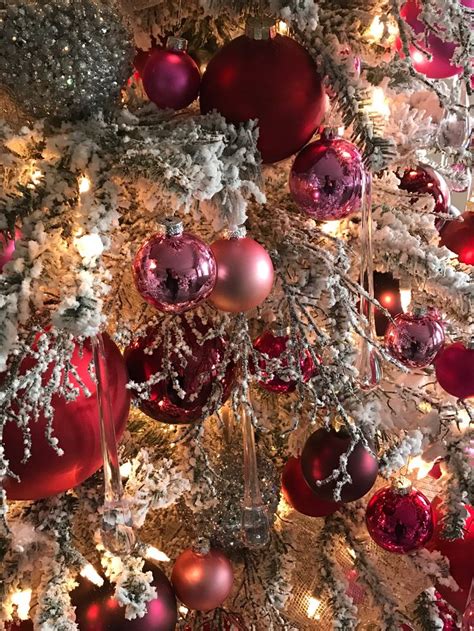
[440,212,474,265]
[71,562,177,630]
[142,37,201,110]
[289,130,364,221]
[373,271,402,336]
[434,342,474,400]
[209,233,274,313]
[301,428,379,503]
[384,310,445,369]
[0,228,21,272]
[125,317,235,424]
[3,334,130,501]
[171,548,234,612]
[398,164,451,229]
[251,330,318,393]
[397,0,462,79]
[133,219,216,314]
[366,484,434,554]
[281,456,340,517]
[200,19,325,163]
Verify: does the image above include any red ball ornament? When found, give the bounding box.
[289,129,364,221]
[0,228,21,272]
[397,164,451,229]
[125,316,235,424]
[209,230,274,313]
[300,428,379,503]
[3,334,130,501]
[384,309,445,369]
[440,212,474,265]
[71,562,177,630]
[142,37,201,110]
[200,18,325,164]
[281,457,340,517]
[133,218,216,314]
[366,482,434,554]
[251,330,318,394]
[171,548,234,612]
[373,271,402,336]
[434,342,474,400]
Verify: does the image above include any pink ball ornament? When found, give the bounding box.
[434,342,474,400]
[133,218,216,314]
[289,129,364,221]
[209,229,274,313]
[0,228,21,272]
[366,482,434,554]
[384,309,445,369]
[142,37,201,110]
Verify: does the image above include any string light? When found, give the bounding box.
[370,86,390,120]
[78,175,91,194]
[178,605,189,615]
[145,546,171,563]
[74,233,104,259]
[407,455,435,480]
[120,460,132,478]
[80,564,104,587]
[307,596,321,620]
[277,20,289,36]
[320,220,342,236]
[10,589,32,620]
[30,168,43,186]
[366,15,398,44]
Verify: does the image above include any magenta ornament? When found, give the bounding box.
[133,219,216,314]
[142,37,201,110]
[289,129,364,221]
[0,228,20,272]
[384,310,445,369]
[398,163,451,230]
[366,483,434,554]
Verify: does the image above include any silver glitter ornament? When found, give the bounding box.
[0,0,134,121]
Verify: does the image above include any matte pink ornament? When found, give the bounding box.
[384,310,445,369]
[0,228,21,272]
[133,219,216,314]
[434,342,474,400]
[289,129,364,221]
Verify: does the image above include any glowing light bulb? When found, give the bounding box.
[367,15,384,41]
[80,564,104,587]
[145,546,171,563]
[11,589,32,620]
[277,20,289,36]
[408,455,434,480]
[399,287,412,313]
[75,233,104,259]
[31,169,43,186]
[120,460,132,478]
[307,596,321,620]
[320,220,341,236]
[370,87,390,119]
[79,175,91,194]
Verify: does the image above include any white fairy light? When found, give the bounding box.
[78,175,92,194]
[120,460,132,478]
[80,564,104,587]
[370,87,391,120]
[30,168,43,185]
[277,20,289,36]
[11,589,32,620]
[307,596,321,620]
[408,455,435,480]
[75,233,104,259]
[145,546,171,563]
[320,220,341,236]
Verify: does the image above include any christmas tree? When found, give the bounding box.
[0,0,472,629]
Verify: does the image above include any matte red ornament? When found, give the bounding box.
[125,316,235,424]
[366,483,434,554]
[3,334,130,501]
[434,342,474,400]
[133,219,216,314]
[71,562,177,630]
[281,457,340,517]
[373,271,402,336]
[251,330,318,394]
[384,310,445,368]
[142,37,201,110]
[4,622,33,631]
[209,233,274,313]
[300,428,379,503]
[0,228,21,272]
[200,19,325,163]
[171,548,234,612]
[440,212,474,265]
[289,130,364,221]
[397,164,451,229]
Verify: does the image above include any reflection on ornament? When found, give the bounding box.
[80,564,104,587]
[384,310,445,369]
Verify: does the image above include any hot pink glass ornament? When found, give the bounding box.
[0,228,21,272]
[366,483,434,554]
[289,128,364,221]
[384,309,445,369]
[133,219,216,314]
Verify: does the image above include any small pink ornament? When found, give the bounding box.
[142,37,201,110]
[366,481,434,554]
[0,228,20,272]
[384,309,445,369]
[209,227,274,313]
[133,218,216,314]
[289,128,364,221]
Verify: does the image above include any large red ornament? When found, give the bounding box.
[251,330,318,394]
[209,233,274,313]
[171,548,234,612]
[0,228,21,272]
[384,310,445,369]
[125,317,235,424]
[366,483,434,554]
[434,342,474,400]
[71,562,177,630]
[3,334,130,501]
[397,164,451,229]
[289,130,364,221]
[300,428,379,503]
[440,212,474,265]
[143,37,201,110]
[281,456,340,517]
[200,18,325,163]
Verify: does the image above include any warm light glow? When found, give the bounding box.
[31,169,43,186]
[11,589,32,620]
[120,460,132,478]
[277,20,289,36]
[400,287,412,313]
[80,564,104,587]
[79,175,92,194]
[408,455,434,480]
[370,86,390,119]
[145,546,171,563]
[366,15,398,43]
[75,233,104,259]
[380,292,394,307]
[307,596,321,620]
[179,605,189,615]
[412,50,426,64]
[320,220,341,236]
[347,547,357,559]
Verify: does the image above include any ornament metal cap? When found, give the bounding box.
[224,225,247,240]
[166,36,188,52]
[391,476,413,495]
[245,17,277,40]
[160,217,184,237]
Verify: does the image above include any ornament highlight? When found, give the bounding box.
[289,129,364,221]
[171,548,234,612]
[301,428,379,503]
[281,457,340,518]
[440,212,474,265]
[384,309,445,368]
[434,342,474,400]
[133,218,217,314]
[397,164,451,229]
[200,17,325,163]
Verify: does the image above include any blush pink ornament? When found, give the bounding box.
[133,218,216,314]
[209,227,274,313]
[0,228,21,272]
[142,37,201,110]
[289,128,364,221]
[384,309,445,369]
